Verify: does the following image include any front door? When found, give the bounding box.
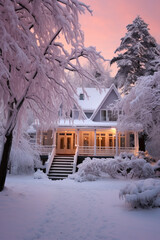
[57,132,75,155]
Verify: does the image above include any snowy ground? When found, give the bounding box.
[1,175,160,240]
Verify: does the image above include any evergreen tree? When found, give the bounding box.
[111,16,160,93]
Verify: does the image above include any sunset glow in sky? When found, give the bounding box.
[79,0,160,76]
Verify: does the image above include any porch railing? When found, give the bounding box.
[37,145,53,155]
[73,145,79,174]
[78,146,136,156]
[30,143,53,155]
[46,145,56,175]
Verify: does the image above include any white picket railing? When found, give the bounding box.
[78,146,136,156]
[30,143,53,155]
[45,145,56,175]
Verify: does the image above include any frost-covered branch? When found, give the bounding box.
[0,0,105,190]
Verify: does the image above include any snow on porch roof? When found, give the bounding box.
[76,88,109,111]
[59,119,117,128]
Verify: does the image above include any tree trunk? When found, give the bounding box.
[0,132,13,191]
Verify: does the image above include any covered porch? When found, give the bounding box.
[33,127,139,175]
[34,127,139,157]
[54,127,139,157]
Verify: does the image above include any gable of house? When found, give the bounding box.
[58,84,120,124]
[91,85,120,122]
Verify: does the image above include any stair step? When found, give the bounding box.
[50,176,66,180]
[48,174,70,177]
[51,163,73,167]
[51,163,73,165]
[50,167,73,170]
[49,169,73,173]
[48,155,75,180]
[54,159,74,161]
[55,156,74,158]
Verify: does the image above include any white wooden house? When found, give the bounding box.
[29,84,139,179]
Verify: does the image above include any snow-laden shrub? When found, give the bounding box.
[70,153,155,182]
[34,169,48,179]
[153,160,160,177]
[119,178,160,208]
[10,135,42,175]
[10,148,35,175]
[138,151,156,163]
[69,157,109,182]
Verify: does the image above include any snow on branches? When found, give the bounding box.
[120,178,160,208]
[0,0,104,137]
[0,0,105,191]
[116,71,160,145]
[69,153,154,182]
[111,16,160,93]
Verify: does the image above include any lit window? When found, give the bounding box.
[120,134,125,147]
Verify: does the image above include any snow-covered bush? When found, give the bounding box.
[138,151,156,163]
[69,157,109,182]
[10,148,34,175]
[70,153,155,182]
[153,160,160,177]
[10,134,42,175]
[119,179,160,208]
[34,169,48,180]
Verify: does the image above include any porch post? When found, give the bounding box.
[77,129,79,146]
[40,130,42,145]
[134,132,139,155]
[77,129,79,154]
[116,128,118,156]
[35,126,37,147]
[53,128,57,147]
[94,129,96,156]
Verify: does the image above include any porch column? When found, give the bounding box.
[35,127,37,146]
[53,128,57,147]
[134,132,139,155]
[76,129,79,154]
[77,129,79,146]
[40,130,42,145]
[115,128,118,156]
[94,129,96,156]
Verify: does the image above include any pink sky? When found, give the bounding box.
[79,0,160,76]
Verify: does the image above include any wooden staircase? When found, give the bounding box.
[48,155,74,180]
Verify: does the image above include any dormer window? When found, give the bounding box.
[79,93,84,100]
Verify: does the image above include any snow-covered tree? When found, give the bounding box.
[110,16,160,93]
[70,61,113,88]
[0,0,104,191]
[116,71,160,158]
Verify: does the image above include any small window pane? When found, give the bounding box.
[67,137,71,149]
[60,138,65,149]
[79,93,84,100]
[101,110,106,121]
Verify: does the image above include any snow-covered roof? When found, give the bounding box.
[59,119,117,129]
[76,88,110,111]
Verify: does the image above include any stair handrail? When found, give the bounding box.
[73,145,79,174]
[45,145,56,175]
